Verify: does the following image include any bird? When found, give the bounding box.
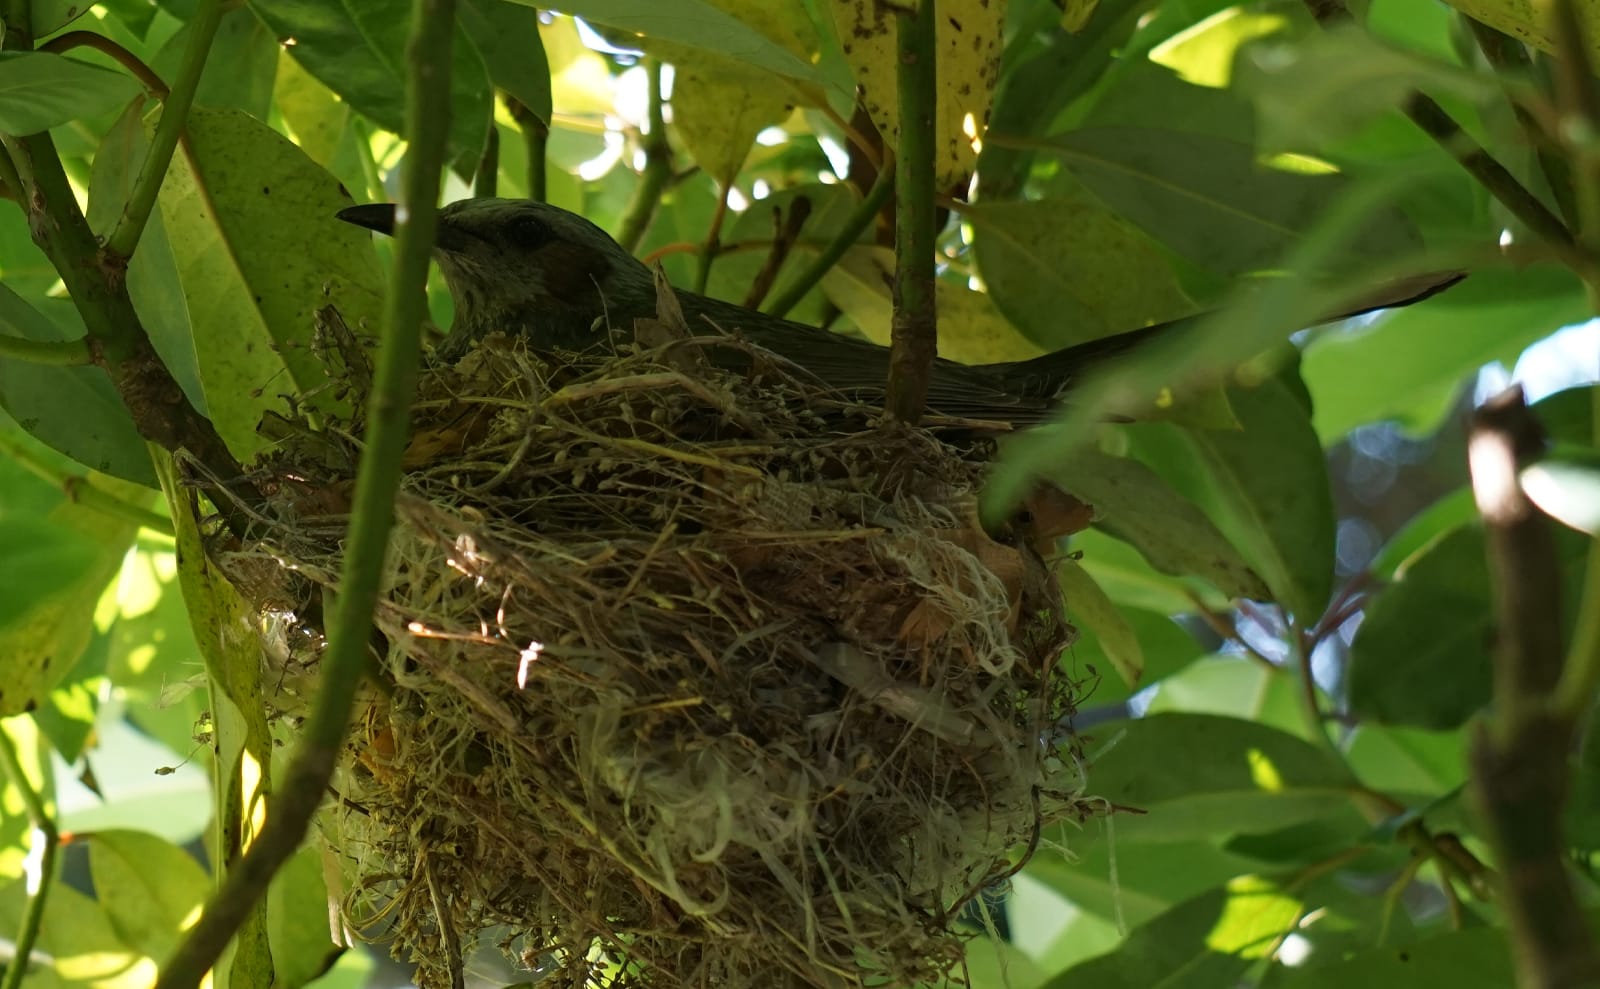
[336,198,1460,423]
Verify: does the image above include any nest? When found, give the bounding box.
[228,296,1101,989]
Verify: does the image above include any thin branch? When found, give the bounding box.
[0,432,173,535]
[1548,0,1600,260]
[151,0,457,979]
[1298,0,1576,250]
[884,0,937,424]
[741,196,812,310]
[475,120,499,197]
[616,58,671,253]
[0,334,92,366]
[0,724,60,989]
[506,96,548,201]
[1465,386,1600,988]
[764,162,894,319]
[39,30,170,97]
[1464,17,1577,226]
[693,183,730,295]
[106,0,223,258]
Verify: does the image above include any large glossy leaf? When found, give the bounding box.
[1035,126,1420,276]
[153,6,279,118]
[968,197,1195,349]
[154,107,384,460]
[0,52,142,134]
[0,288,155,485]
[1047,446,1268,602]
[460,0,552,122]
[0,517,104,708]
[1085,713,1355,842]
[1126,370,1336,620]
[0,881,155,989]
[87,829,211,962]
[1348,523,1590,729]
[245,0,492,161]
[1303,265,1589,440]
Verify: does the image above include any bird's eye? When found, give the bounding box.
[508,216,549,249]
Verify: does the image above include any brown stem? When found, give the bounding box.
[885,0,937,424]
[741,197,811,310]
[39,30,170,97]
[1466,386,1600,987]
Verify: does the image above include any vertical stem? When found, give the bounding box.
[149,0,457,984]
[476,119,499,197]
[507,97,548,202]
[616,58,671,253]
[0,723,58,989]
[885,0,938,423]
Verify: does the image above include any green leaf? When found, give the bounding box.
[155,107,385,460]
[87,829,211,961]
[245,0,492,161]
[1071,527,1229,616]
[525,0,822,83]
[1345,725,1466,798]
[1049,446,1269,602]
[1085,713,1354,842]
[1027,837,1261,926]
[1059,558,1144,688]
[1145,658,1310,739]
[1349,523,1591,729]
[1233,26,1499,150]
[1040,876,1304,988]
[1036,125,1419,276]
[1126,371,1336,620]
[1368,487,1476,579]
[1522,450,1600,536]
[1261,919,1519,987]
[0,480,143,718]
[269,846,343,989]
[274,51,352,169]
[0,52,142,134]
[0,289,156,485]
[0,717,52,881]
[968,197,1195,349]
[0,880,152,989]
[459,0,552,122]
[1303,265,1589,440]
[1066,607,1207,707]
[32,0,93,35]
[154,6,279,118]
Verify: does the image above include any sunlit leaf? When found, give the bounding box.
[1521,450,1600,535]
[87,829,211,961]
[828,0,1004,186]
[154,6,279,118]
[1059,558,1143,687]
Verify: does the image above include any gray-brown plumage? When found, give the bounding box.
[336,198,1459,422]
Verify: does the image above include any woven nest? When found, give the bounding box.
[228,293,1102,989]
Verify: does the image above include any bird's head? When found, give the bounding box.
[337,198,653,351]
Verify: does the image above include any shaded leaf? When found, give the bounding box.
[32,0,93,35]
[1036,126,1419,276]
[1049,446,1268,601]
[269,846,344,989]
[1085,713,1354,842]
[0,880,155,989]
[0,288,155,485]
[154,6,278,118]
[1059,558,1143,687]
[0,52,142,134]
[245,0,491,161]
[1261,918,1522,987]
[460,0,552,121]
[968,197,1195,349]
[1066,607,1207,707]
[1071,527,1230,616]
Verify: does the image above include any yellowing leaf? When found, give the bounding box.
[821,245,1045,364]
[829,0,1004,187]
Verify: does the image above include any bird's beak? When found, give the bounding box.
[336,203,475,253]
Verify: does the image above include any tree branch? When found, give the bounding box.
[764,162,894,320]
[884,0,937,424]
[1465,386,1600,988]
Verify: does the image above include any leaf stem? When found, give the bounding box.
[616,57,671,253]
[506,96,548,202]
[39,30,170,97]
[884,0,937,423]
[0,334,91,365]
[764,163,894,320]
[105,0,222,258]
[0,431,173,534]
[0,723,59,989]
